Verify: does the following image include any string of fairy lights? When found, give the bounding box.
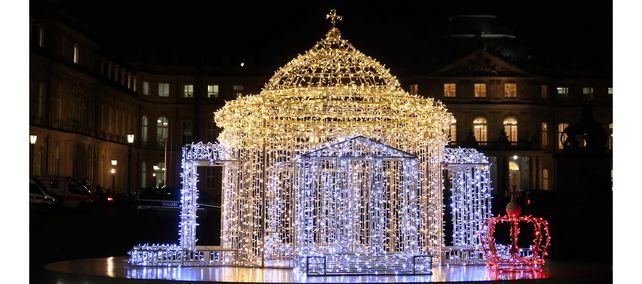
[124,9,554,275]
[443,148,493,265]
[481,215,551,271]
[294,137,427,274]
[214,10,452,270]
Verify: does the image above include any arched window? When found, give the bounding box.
[503,117,518,143]
[449,118,457,143]
[157,116,168,145]
[473,117,487,144]
[141,116,148,143]
[558,123,569,150]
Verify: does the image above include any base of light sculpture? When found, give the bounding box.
[44,256,611,283]
[301,253,432,276]
[444,246,485,265]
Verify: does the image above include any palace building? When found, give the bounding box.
[29,5,612,202]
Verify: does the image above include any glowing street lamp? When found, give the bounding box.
[111,159,118,192]
[127,134,135,195]
[29,134,37,176]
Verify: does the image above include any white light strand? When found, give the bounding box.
[129,12,453,272]
[294,137,429,274]
[443,148,493,265]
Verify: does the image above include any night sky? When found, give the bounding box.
[40,0,612,75]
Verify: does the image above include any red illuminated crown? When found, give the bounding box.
[481,198,551,271]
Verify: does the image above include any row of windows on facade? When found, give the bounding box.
[139,116,217,146]
[34,26,246,99]
[447,117,613,150]
[34,26,613,101]
[409,83,613,99]
[141,82,244,98]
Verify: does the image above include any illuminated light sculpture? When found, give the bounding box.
[215,10,453,269]
[295,136,431,275]
[129,9,453,273]
[443,148,493,265]
[481,198,551,272]
[129,142,238,266]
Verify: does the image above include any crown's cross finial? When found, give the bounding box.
[326,9,342,27]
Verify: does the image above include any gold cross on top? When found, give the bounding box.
[326,9,342,27]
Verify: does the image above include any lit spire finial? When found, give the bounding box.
[326,9,342,27]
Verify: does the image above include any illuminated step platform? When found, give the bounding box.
[129,245,431,276]
[300,253,432,276]
[128,245,236,267]
[44,256,611,283]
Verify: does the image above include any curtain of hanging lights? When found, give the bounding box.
[294,136,427,274]
[214,10,453,268]
[443,148,493,265]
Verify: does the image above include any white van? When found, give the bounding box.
[36,176,97,209]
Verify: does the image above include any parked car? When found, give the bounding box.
[35,176,97,209]
[30,177,56,210]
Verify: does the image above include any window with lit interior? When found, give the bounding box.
[141,116,148,143]
[503,117,518,143]
[504,83,517,98]
[582,87,594,100]
[541,122,548,147]
[474,83,487,98]
[449,118,457,143]
[157,116,168,146]
[444,83,456,97]
[556,87,569,100]
[183,84,194,98]
[158,83,170,97]
[558,123,569,149]
[73,43,79,64]
[207,84,219,98]
[473,117,488,144]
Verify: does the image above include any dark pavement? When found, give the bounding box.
[30,200,220,284]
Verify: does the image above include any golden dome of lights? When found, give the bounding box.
[265,25,401,90]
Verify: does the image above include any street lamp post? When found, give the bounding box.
[111,159,118,193]
[30,134,37,176]
[153,165,160,187]
[127,134,135,195]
